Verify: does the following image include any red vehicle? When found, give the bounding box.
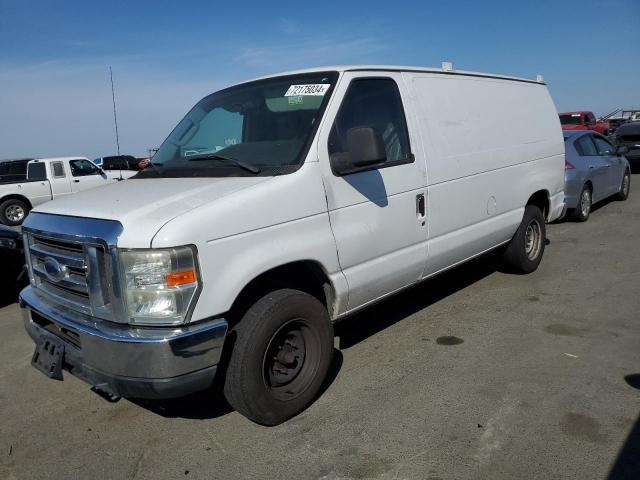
[559,111,610,136]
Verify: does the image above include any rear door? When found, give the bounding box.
[317,72,428,311]
[68,159,108,192]
[48,160,73,198]
[574,134,609,202]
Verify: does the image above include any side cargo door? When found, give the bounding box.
[317,72,428,311]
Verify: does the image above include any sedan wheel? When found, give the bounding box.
[572,186,592,222]
[616,170,630,201]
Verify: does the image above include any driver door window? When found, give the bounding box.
[328,78,412,173]
[69,159,100,177]
[68,159,105,193]
[593,137,614,156]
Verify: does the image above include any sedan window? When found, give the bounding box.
[574,136,598,156]
[593,136,614,156]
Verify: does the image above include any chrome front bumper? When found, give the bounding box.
[20,286,228,399]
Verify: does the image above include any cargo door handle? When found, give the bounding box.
[416,193,425,218]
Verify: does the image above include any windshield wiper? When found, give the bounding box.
[186,153,261,174]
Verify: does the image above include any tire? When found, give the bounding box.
[502,205,546,274]
[571,185,592,222]
[0,198,30,226]
[616,169,630,201]
[223,289,334,426]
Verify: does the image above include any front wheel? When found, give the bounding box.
[616,170,630,201]
[502,205,546,274]
[0,198,30,226]
[223,289,334,425]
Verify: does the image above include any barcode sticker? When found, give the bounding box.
[285,84,330,96]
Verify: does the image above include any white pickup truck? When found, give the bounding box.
[20,65,564,425]
[0,157,135,225]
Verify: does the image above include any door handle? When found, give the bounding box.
[589,166,595,169]
[73,179,80,183]
[416,193,425,218]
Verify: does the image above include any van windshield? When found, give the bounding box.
[138,72,338,178]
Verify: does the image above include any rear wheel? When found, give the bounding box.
[572,185,592,222]
[223,289,333,425]
[616,170,630,201]
[0,198,29,226]
[502,205,546,274]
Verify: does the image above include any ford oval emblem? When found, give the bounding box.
[43,257,68,282]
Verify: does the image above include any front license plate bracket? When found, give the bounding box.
[32,335,65,380]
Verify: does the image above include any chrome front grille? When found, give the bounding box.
[22,212,126,323]
[29,235,92,314]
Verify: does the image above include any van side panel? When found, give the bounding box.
[405,73,564,277]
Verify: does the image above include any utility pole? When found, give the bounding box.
[109,66,120,155]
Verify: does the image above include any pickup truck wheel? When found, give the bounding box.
[0,199,29,226]
[501,205,546,274]
[616,170,630,201]
[223,289,333,426]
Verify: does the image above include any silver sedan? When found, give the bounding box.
[563,130,630,221]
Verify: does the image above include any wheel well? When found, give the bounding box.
[584,180,593,192]
[228,261,334,325]
[526,190,549,218]
[0,194,32,210]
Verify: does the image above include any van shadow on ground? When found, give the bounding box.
[135,253,500,420]
[607,375,640,479]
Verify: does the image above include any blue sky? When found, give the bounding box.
[1,0,638,159]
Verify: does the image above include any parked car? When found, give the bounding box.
[600,109,640,135]
[563,130,630,221]
[20,65,565,425]
[94,155,141,171]
[613,121,640,166]
[0,158,32,184]
[559,111,610,136]
[0,225,27,303]
[136,157,151,169]
[0,157,135,226]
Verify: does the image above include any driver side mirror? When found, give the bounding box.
[331,126,387,175]
[616,145,629,156]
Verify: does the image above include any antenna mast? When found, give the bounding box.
[109,66,121,155]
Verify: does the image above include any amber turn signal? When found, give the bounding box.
[166,270,197,288]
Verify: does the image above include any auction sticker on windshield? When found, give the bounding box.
[285,84,330,96]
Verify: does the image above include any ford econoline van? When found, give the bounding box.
[20,65,564,425]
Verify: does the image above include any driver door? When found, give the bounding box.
[68,159,107,192]
[318,72,428,311]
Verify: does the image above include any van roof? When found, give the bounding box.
[247,65,544,85]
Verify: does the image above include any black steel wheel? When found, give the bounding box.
[223,289,333,425]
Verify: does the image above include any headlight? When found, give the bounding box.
[119,246,200,326]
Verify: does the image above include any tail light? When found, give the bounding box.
[565,160,576,170]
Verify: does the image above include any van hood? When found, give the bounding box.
[33,177,271,247]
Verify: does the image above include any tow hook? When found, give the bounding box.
[91,386,121,403]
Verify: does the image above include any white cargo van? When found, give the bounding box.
[20,65,564,425]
